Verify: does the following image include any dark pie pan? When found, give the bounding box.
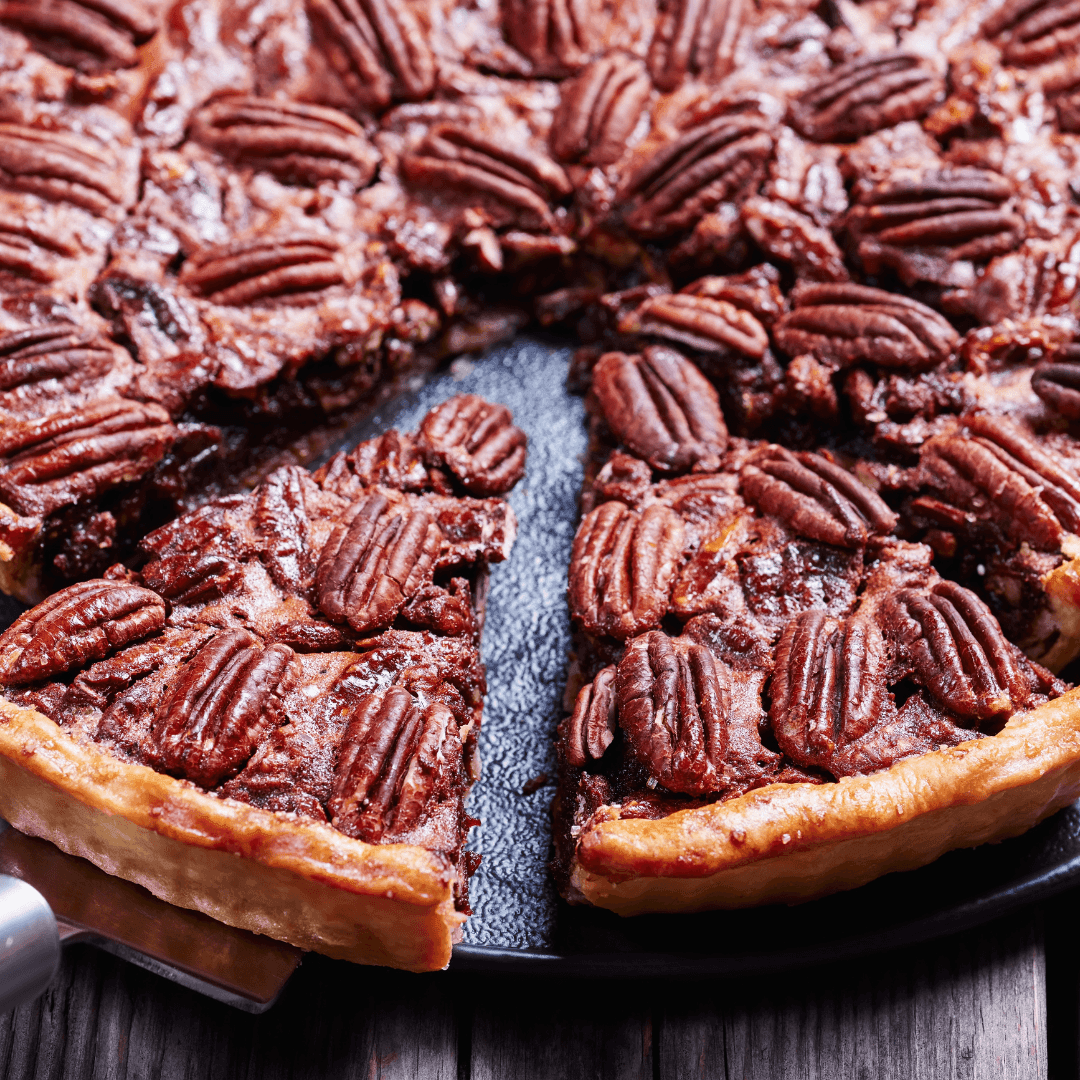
[3,336,1079,979]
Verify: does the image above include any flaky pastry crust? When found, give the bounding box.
[567,688,1080,914]
[0,698,464,972]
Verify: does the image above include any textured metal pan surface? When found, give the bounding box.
[3,336,1079,979]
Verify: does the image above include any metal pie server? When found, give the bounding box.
[0,820,302,1014]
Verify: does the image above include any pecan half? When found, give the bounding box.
[419,394,527,496]
[189,96,380,189]
[619,114,773,239]
[254,466,316,596]
[773,282,958,372]
[592,346,728,472]
[329,686,462,842]
[740,446,898,548]
[0,0,157,72]
[0,324,115,396]
[1032,343,1080,419]
[915,413,1080,549]
[402,125,572,231]
[344,430,430,492]
[0,579,166,686]
[882,581,1032,721]
[315,493,443,633]
[617,293,769,359]
[770,610,889,769]
[502,0,602,71]
[788,52,944,143]
[846,168,1022,282]
[0,213,80,284]
[829,695,979,777]
[569,500,685,639]
[0,124,120,217]
[615,630,779,795]
[562,665,617,766]
[307,0,435,108]
[178,235,344,307]
[648,0,746,91]
[742,197,849,283]
[551,52,652,166]
[141,552,243,606]
[983,0,1080,65]
[154,630,294,788]
[0,399,176,518]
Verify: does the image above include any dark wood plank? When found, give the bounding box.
[0,949,458,1080]
[657,910,1046,1080]
[467,974,651,1080]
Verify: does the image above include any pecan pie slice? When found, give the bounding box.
[0,398,525,970]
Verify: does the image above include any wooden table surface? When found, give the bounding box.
[3,888,1078,1079]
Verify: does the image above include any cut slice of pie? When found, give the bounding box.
[553,344,1080,914]
[0,395,525,970]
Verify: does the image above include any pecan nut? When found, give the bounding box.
[829,695,979,777]
[0,398,176,518]
[788,52,944,143]
[154,630,295,788]
[189,96,380,189]
[418,394,527,496]
[0,579,166,686]
[741,196,849,283]
[0,211,81,284]
[402,125,573,231]
[562,665,617,767]
[343,430,431,492]
[773,282,958,372]
[592,346,728,472]
[329,686,462,842]
[617,292,770,359]
[882,581,1033,721]
[502,0,602,71]
[178,235,345,306]
[315,493,443,633]
[1031,343,1080,419]
[619,113,773,239]
[0,123,122,217]
[141,552,243,606]
[254,466,317,596]
[681,263,786,328]
[569,500,685,639]
[0,323,117,398]
[0,0,157,72]
[983,0,1080,66]
[846,168,1023,283]
[307,0,435,108]
[740,446,898,548]
[770,610,888,769]
[551,52,652,166]
[615,630,779,795]
[648,0,746,91]
[915,413,1080,549]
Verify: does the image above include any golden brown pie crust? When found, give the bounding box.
[566,688,1080,914]
[0,698,464,972]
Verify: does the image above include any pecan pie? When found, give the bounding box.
[2,0,1080,962]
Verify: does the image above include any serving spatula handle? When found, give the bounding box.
[0,874,60,1014]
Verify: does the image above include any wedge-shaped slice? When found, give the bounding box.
[0,397,525,969]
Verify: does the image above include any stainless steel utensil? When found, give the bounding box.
[0,820,301,1014]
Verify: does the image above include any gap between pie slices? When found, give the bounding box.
[3,0,1080,969]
